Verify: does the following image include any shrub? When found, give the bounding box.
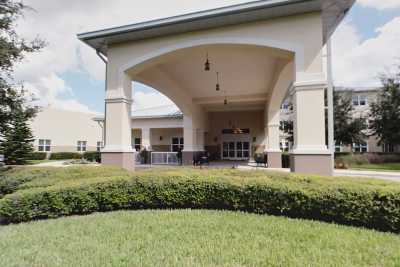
[0,168,399,233]
[26,152,47,160]
[49,152,82,160]
[83,151,101,163]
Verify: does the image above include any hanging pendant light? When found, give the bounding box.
[216,72,220,91]
[204,52,210,71]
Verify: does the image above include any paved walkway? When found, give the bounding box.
[35,160,400,183]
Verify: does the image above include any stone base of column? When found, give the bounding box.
[290,153,332,176]
[102,152,135,171]
[182,151,204,166]
[266,151,282,168]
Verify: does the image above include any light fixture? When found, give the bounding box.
[224,98,228,105]
[204,52,210,71]
[216,72,220,91]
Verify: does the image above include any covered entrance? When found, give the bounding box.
[78,0,355,176]
[221,129,251,160]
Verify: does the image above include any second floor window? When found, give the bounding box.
[77,141,87,152]
[38,139,51,152]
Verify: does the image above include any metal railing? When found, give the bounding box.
[151,152,179,165]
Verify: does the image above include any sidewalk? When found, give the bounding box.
[334,169,400,182]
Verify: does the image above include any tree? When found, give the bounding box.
[333,90,367,149]
[0,1,44,163]
[369,72,400,148]
[0,107,35,164]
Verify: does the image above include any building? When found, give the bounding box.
[30,107,103,154]
[31,87,397,165]
[334,87,400,153]
[78,0,356,175]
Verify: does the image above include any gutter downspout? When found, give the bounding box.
[327,38,335,172]
[96,50,108,149]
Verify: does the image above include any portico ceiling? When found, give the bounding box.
[134,44,292,111]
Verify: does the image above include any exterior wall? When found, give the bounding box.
[206,110,265,158]
[151,128,183,152]
[30,108,102,153]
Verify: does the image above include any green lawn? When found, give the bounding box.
[350,163,400,172]
[0,210,399,267]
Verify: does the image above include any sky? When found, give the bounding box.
[13,0,400,115]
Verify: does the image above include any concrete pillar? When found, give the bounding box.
[182,115,204,165]
[265,122,282,168]
[141,128,152,151]
[101,73,135,170]
[290,81,332,176]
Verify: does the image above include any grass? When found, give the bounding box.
[350,163,400,172]
[0,209,400,267]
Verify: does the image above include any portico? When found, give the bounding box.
[79,0,355,175]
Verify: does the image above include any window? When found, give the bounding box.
[353,142,368,153]
[96,141,103,152]
[38,139,51,152]
[383,144,394,153]
[171,137,184,152]
[134,138,141,151]
[77,141,87,152]
[280,141,289,152]
[359,95,367,106]
[352,95,367,106]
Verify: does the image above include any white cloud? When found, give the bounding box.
[332,17,400,87]
[14,0,250,114]
[358,0,400,10]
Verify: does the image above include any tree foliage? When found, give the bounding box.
[369,72,400,147]
[0,0,45,163]
[333,90,367,147]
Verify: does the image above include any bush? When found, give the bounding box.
[83,151,101,163]
[49,152,82,160]
[26,152,47,160]
[0,167,399,233]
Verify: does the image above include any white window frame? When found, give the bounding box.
[134,138,141,151]
[353,142,368,153]
[77,141,87,152]
[171,137,184,152]
[38,139,51,152]
[352,95,368,106]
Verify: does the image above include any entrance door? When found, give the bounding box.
[221,134,251,160]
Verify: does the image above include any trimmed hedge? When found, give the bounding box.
[83,151,101,163]
[26,152,47,160]
[49,152,82,160]
[0,168,399,233]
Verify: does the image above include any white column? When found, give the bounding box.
[291,83,328,154]
[290,81,332,175]
[141,128,152,151]
[101,72,135,170]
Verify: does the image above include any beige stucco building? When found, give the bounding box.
[30,107,103,153]
[78,0,356,175]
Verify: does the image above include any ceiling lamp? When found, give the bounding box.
[216,72,220,91]
[204,52,210,71]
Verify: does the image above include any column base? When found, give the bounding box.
[266,151,282,168]
[102,152,135,171]
[290,153,332,176]
[182,151,204,166]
